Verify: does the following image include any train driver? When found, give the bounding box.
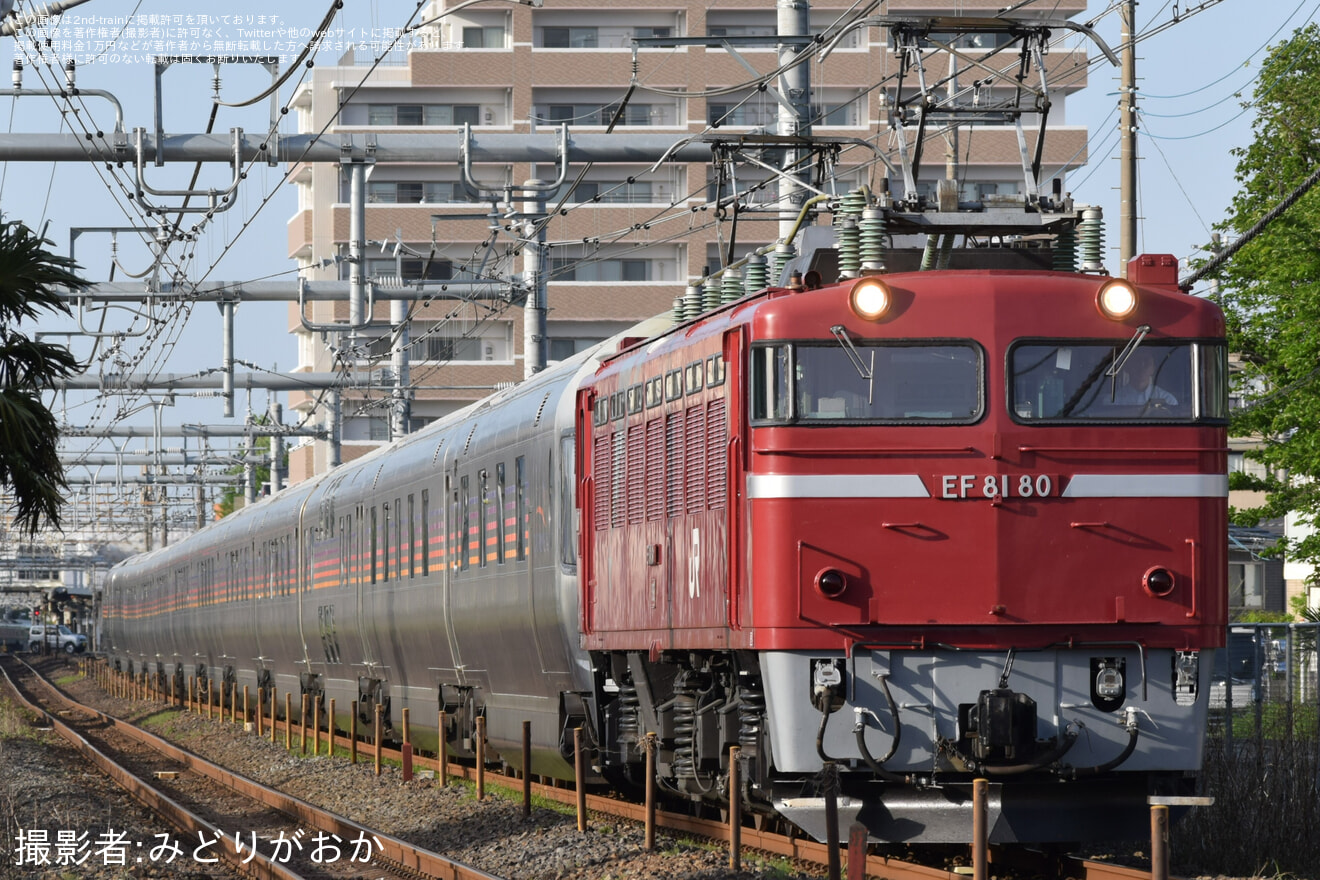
[798,359,867,418]
[1112,348,1179,410]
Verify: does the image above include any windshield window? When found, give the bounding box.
[751,341,982,423]
[1010,341,1227,422]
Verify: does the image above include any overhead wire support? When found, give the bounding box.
[20,4,1160,528]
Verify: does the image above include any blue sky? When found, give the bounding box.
[0,0,1304,432]
[1068,0,1316,279]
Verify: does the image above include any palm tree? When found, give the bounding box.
[0,218,90,534]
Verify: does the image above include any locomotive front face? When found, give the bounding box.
[743,267,1228,843]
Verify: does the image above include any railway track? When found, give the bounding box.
[0,656,504,880]
[22,656,1175,880]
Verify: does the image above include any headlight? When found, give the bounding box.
[848,278,891,321]
[1097,279,1137,319]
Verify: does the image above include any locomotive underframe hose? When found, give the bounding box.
[816,703,834,763]
[854,676,911,783]
[974,729,1080,776]
[1069,715,1141,778]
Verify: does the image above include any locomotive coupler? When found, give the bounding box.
[963,687,1038,763]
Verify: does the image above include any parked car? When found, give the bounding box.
[28,624,88,654]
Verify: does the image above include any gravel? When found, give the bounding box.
[8,659,1280,880]
[7,659,821,880]
[0,695,238,880]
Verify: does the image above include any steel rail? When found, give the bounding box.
[0,658,300,880]
[15,658,507,880]
[88,658,1180,880]
[293,713,1168,880]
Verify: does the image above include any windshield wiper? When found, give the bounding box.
[1058,324,1150,417]
[829,325,875,405]
[1105,324,1151,379]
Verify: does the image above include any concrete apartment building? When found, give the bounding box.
[284,0,1090,481]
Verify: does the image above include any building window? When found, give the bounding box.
[1228,562,1265,609]
[540,26,598,48]
[708,102,776,128]
[548,337,603,361]
[427,105,481,126]
[919,31,1015,50]
[463,26,505,48]
[532,102,671,127]
[424,182,479,203]
[363,257,454,281]
[813,100,860,127]
[707,24,776,39]
[549,257,650,282]
[708,16,859,48]
[552,180,657,204]
[915,180,1021,203]
[708,175,777,206]
[367,104,482,126]
[367,181,426,204]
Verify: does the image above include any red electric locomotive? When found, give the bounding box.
[578,248,1227,843]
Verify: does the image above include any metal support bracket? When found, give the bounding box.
[297,276,376,334]
[134,126,245,214]
[460,122,570,200]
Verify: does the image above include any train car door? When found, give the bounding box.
[439,457,463,677]
[353,463,388,672]
[302,470,352,676]
[529,441,573,676]
[419,464,458,676]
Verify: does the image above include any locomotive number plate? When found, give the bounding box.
[938,474,1057,499]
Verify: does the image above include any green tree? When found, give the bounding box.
[0,219,89,535]
[213,417,285,518]
[1210,24,1320,595]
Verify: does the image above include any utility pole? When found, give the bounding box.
[777,0,812,242]
[945,53,959,187]
[142,483,153,552]
[269,403,285,494]
[389,239,412,441]
[522,182,548,379]
[1119,0,1138,274]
